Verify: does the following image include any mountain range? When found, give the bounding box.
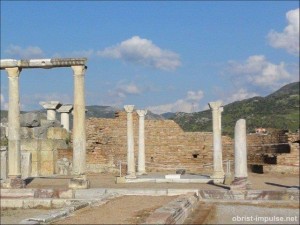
[1,81,299,137]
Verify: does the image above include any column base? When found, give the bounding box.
[210,171,225,184]
[223,173,234,185]
[1,177,25,189]
[136,171,147,176]
[68,175,90,189]
[125,173,137,179]
[230,177,249,190]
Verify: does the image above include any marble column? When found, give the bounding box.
[124,105,136,178]
[136,109,147,175]
[208,101,225,181]
[57,104,73,131]
[5,67,25,188]
[39,101,62,120]
[69,65,89,189]
[231,119,248,189]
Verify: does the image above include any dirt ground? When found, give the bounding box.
[52,195,177,224]
[25,172,300,190]
[1,208,50,224]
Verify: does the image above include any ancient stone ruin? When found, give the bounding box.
[0,58,89,189]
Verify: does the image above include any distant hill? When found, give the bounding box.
[171,82,300,136]
[1,82,299,136]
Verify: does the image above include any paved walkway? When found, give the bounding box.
[25,172,299,191]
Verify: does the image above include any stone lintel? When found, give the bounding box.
[0,58,87,70]
[57,104,73,113]
[40,101,62,110]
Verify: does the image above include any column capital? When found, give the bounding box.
[136,109,147,117]
[5,67,21,78]
[57,104,73,113]
[39,101,62,110]
[71,65,86,76]
[208,101,222,111]
[124,105,134,113]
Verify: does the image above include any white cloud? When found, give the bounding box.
[268,8,299,55]
[106,82,142,106]
[97,36,181,71]
[5,45,44,59]
[148,90,204,114]
[21,93,72,111]
[226,88,258,103]
[228,55,294,89]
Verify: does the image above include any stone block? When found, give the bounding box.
[40,119,62,128]
[165,174,181,179]
[75,188,106,199]
[115,176,126,183]
[0,199,24,208]
[40,161,55,175]
[0,188,35,198]
[69,176,90,189]
[32,127,48,139]
[56,158,72,175]
[0,126,7,139]
[31,161,39,177]
[41,151,54,162]
[51,199,68,208]
[20,112,41,127]
[21,127,33,139]
[58,189,74,199]
[0,147,7,180]
[47,127,69,140]
[21,152,32,179]
[31,199,52,208]
[21,139,39,151]
[34,189,55,198]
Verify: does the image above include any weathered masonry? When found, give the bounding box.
[0,58,89,189]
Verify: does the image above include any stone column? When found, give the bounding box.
[208,101,225,181]
[219,107,223,130]
[57,104,73,131]
[231,119,248,189]
[136,109,147,175]
[69,65,89,189]
[5,67,25,188]
[124,105,136,178]
[39,101,62,120]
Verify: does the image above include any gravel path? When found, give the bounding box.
[25,172,300,190]
[189,203,300,224]
[1,208,51,224]
[52,195,177,224]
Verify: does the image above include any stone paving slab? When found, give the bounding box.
[143,192,199,224]
[126,174,214,183]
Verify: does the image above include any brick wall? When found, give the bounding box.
[58,112,299,175]
[59,111,234,174]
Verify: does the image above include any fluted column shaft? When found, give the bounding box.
[209,101,225,179]
[72,65,86,176]
[124,105,136,178]
[137,110,147,175]
[6,67,22,178]
[234,119,248,178]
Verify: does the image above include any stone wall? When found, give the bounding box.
[58,111,299,175]
[59,111,234,175]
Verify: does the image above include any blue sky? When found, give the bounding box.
[1,1,299,114]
